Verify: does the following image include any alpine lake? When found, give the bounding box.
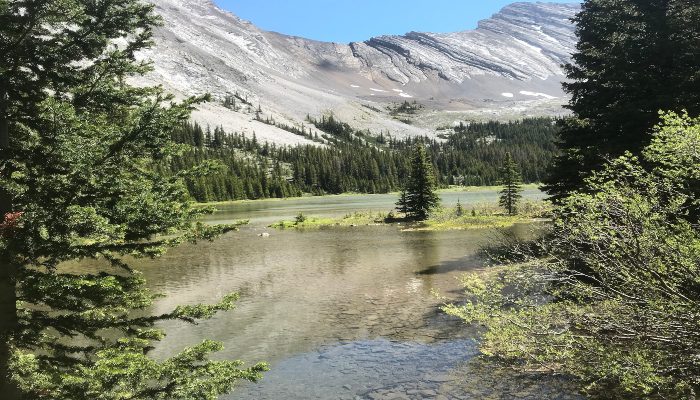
[126,189,582,399]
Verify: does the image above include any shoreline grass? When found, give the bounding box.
[269,211,387,229]
[269,200,550,231]
[194,184,543,208]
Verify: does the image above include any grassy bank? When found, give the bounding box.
[269,200,550,231]
[269,211,387,229]
[195,184,543,208]
[436,183,540,193]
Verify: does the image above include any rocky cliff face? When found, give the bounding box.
[139,0,579,144]
[351,2,576,84]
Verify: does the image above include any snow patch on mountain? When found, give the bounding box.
[520,90,558,99]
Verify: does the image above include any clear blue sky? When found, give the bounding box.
[215,0,580,43]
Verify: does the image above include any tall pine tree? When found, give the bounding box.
[0,1,266,398]
[498,152,523,216]
[543,0,700,199]
[400,144,440,221]
[396,189,409,215]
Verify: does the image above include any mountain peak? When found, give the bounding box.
[140,1,578,145]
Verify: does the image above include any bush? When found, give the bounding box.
[444,112,700,399]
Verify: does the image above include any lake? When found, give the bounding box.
[134,189,580,399]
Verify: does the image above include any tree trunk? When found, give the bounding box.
[0,82,21,400]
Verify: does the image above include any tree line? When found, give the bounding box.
[165,116,558,202]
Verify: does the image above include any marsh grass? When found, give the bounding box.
[270,200,550,231]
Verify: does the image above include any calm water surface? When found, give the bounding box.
[132,190,579,399]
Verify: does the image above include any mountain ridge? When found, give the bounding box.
[140,0,579,145]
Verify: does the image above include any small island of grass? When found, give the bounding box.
[269,200,550,231]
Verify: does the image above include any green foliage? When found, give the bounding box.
[269,211,387,229]
[166,117,559,203]
[398,144,440,221]
[269,202,546,232]
[455,199,464,217]
[169,121,399,199]
[445,112,700,399]
[544,0,700,199]
[388,100,422,116]
[498,152,523,215]
[12,338,266,400]
[395,190,409,215]
[439,118,559,185]
[0,0,266,398]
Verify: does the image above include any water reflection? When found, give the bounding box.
[92,190,576,398]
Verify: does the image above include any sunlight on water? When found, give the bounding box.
[122,190,578,399]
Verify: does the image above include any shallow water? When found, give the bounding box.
[129,190,579,399]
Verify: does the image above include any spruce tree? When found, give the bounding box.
[395,189,409,215]
[401,144,440,221]
[0,1,266,399]
[543,0,700,200]
[499,152,523,216]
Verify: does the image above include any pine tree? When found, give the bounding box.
[0,1,266,399]
[396,189,409,215]
[455,198,464,217]
[499,152,523,216]
[543,0,700,200]
[401,144,440,221]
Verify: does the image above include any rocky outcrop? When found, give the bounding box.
[354,2,577,83]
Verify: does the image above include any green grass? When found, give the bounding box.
[414,214,523,231]
[270,200,550,231]
[193,184,543,208]
[436,183,540,193]
[194,192,378,208]
[407,200,549,231]
[269,211,388,229]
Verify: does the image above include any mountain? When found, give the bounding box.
[138,0,579,145]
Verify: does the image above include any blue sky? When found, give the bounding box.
[215,0,580,43]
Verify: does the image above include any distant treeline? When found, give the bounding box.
[428,119,559,185]
[165,116,560,202]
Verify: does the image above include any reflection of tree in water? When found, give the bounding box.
[408,231,441,279]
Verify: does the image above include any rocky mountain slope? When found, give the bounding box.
[138,0,579,144]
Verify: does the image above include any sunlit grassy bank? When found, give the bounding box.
[195,184,542,208]
[269,200,550,231]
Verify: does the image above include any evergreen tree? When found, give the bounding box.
[402,144,440,221]
[0,1,266,399]
[396,189,409,215]
[498,152,523,215]
[543,0,700,200]
[455,198,464,217]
